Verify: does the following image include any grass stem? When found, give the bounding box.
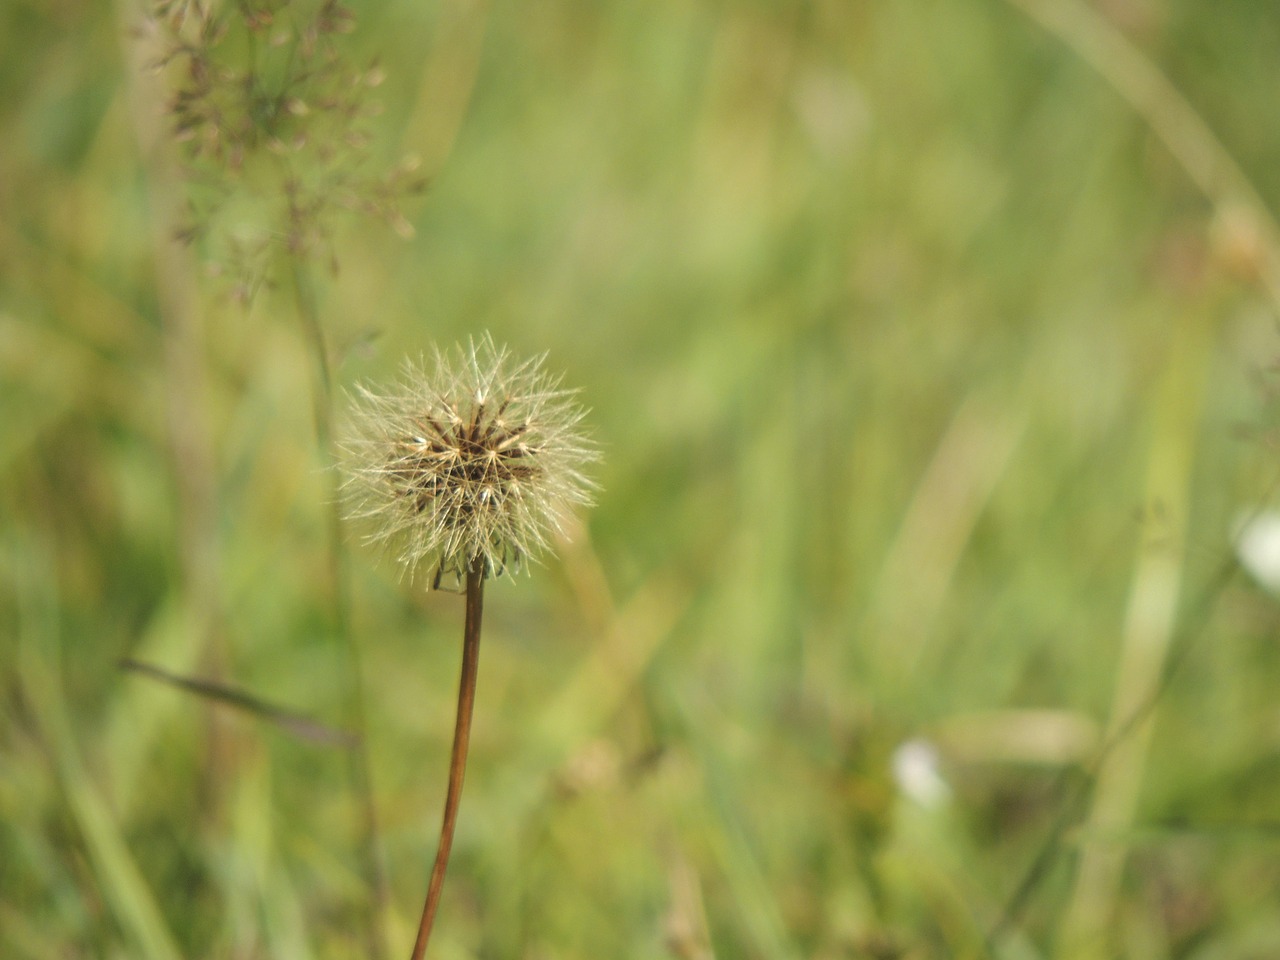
[1004,0,1280,312]
[289,261,388,960]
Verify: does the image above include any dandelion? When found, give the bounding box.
[340,335,596,959]
[341,335,596,582]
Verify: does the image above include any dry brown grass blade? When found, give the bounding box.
[119,659,359,748]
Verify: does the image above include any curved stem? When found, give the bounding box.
[1003,0,1280,312]
[411,565,485,960]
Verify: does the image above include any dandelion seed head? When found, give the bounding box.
[341,335,597,583]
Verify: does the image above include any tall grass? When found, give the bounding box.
[3,1,1280,958]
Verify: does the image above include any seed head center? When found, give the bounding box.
[390,405,540,521]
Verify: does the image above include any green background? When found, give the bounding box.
[5,1,1280,957]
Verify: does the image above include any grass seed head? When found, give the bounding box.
[341,335,596,582]
[143,0,425,294]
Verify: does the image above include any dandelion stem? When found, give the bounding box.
[411,564,485,960]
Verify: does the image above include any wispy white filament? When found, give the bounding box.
[340,335,596,581]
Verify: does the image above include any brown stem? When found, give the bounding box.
[411,564,485,960]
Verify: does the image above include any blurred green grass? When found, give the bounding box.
[5,1,1280,958]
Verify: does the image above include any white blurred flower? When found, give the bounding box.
[891,738,951,809]
[1235,509,1280,594]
